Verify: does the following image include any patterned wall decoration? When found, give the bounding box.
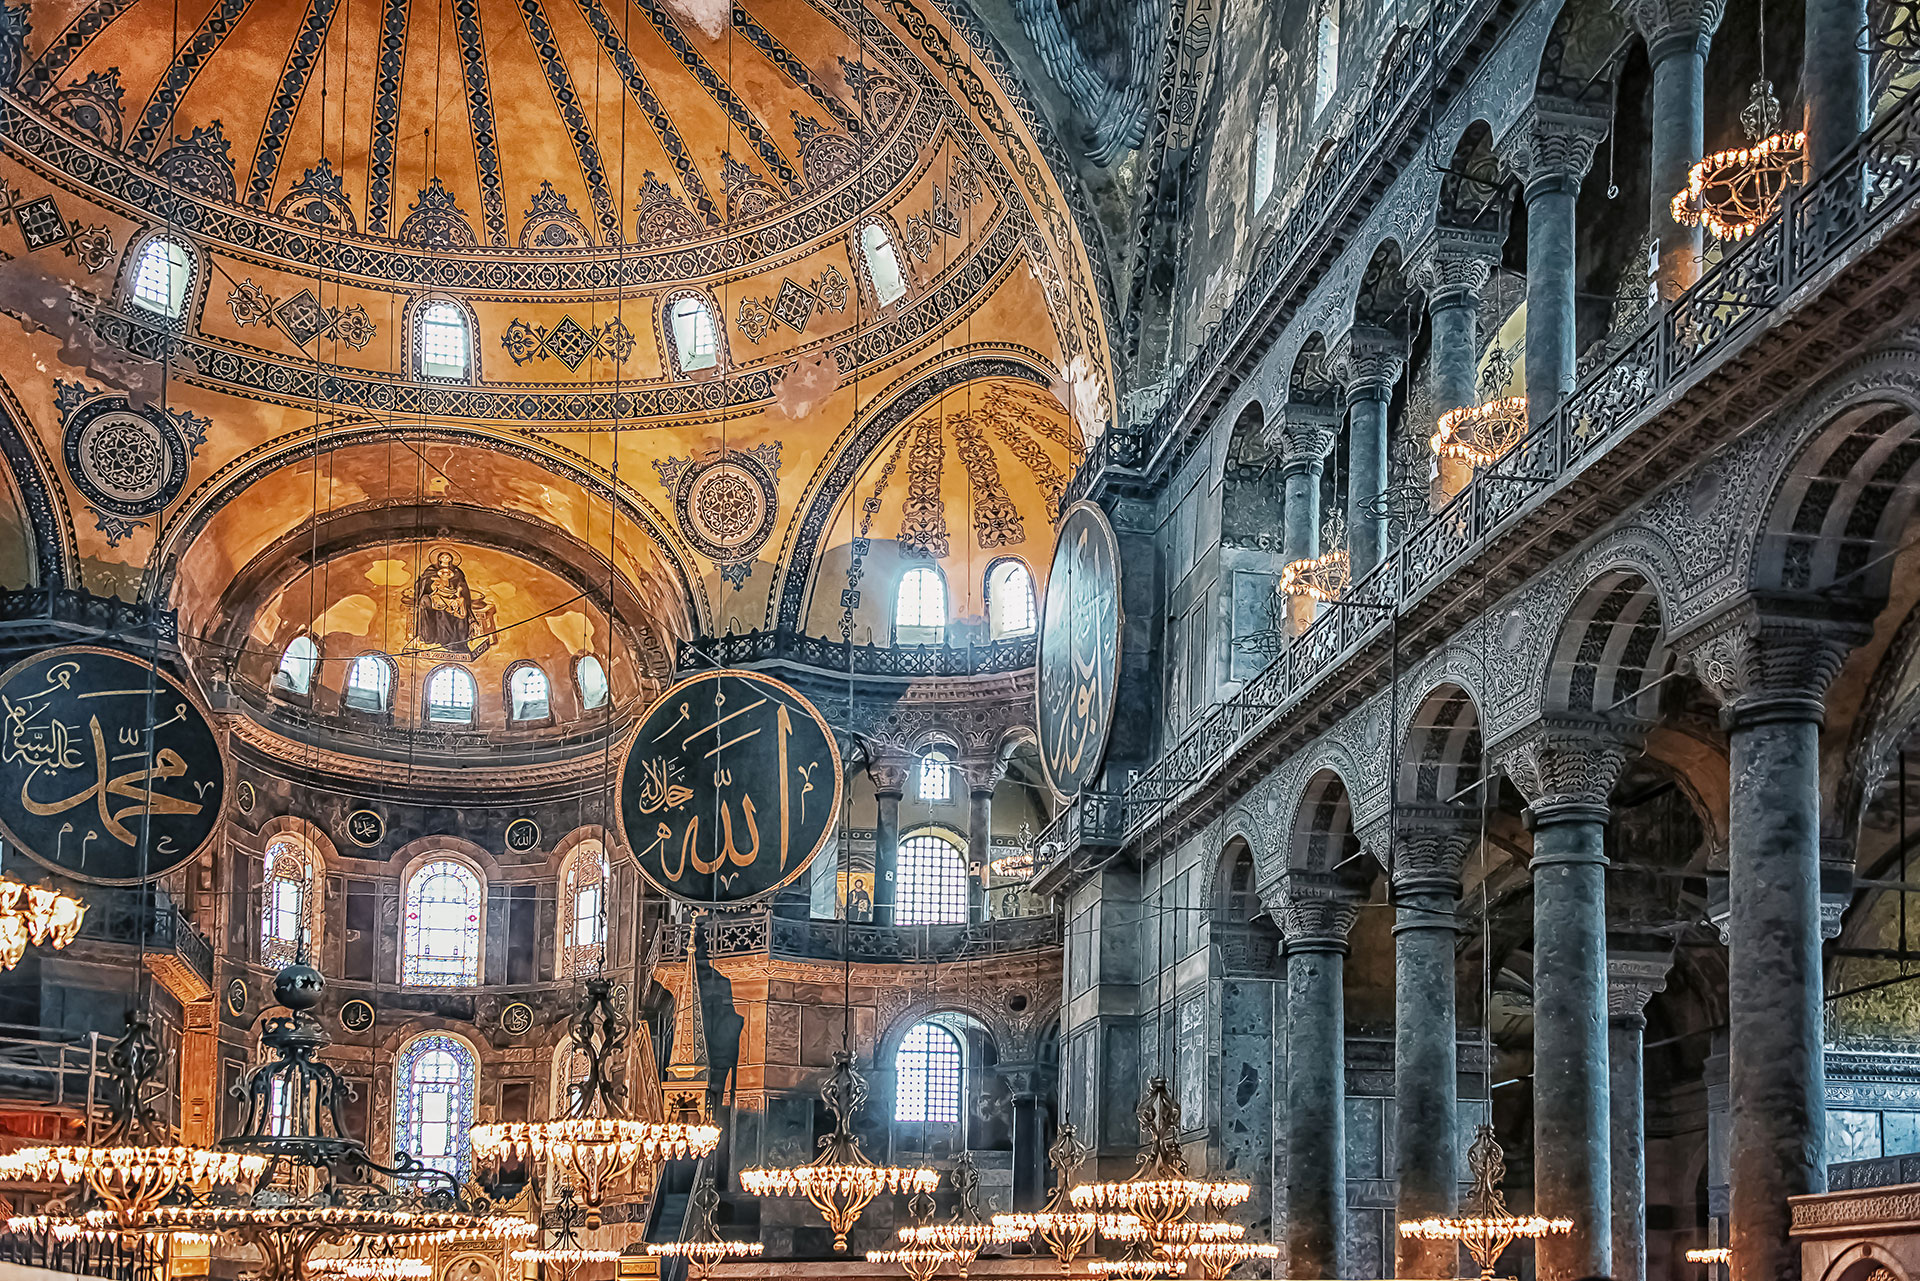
[898,414,950,560]
[837,433,914,638]
[56,380,207,544]
[245,0,339,212]
[950,412,1023,548]
[398,177,478,249]
[0,182,111,271]
[515,0,621,244]
[517,181,591,249]
[228,278,376,351]
[46,69,123,147]
[273,159,356,232]
[655,444,783,589]
[735,267,850,345]
[500,314,635,370]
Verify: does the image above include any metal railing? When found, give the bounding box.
[0,1025,101,1112]
[677,628,1036,678]
[77,888,213,989]
[660,911,1062,964]
[1041,90,1920,875]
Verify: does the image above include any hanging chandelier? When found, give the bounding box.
[1687,1247,1731,1268]
[309,1238,435,1280]
[471,977,719,1227]
[1431,397,1529,468]
[647,1179,763,1280]
[1162,1239,1281,1279]
[1279,511,1350,605]
[894,1151,1020,1267]
[988,823,1038,881]
[1087,1243,1188,1279]
[1671,81,1804,242]
[992,1120,1139,1272]
[869,1185,961,1281]
[743,1051,939,1250]
[1070,1077,1249,1242]
[509,1187,622,1267]
[1399,1125,1571,1281]
[0,877,85,971]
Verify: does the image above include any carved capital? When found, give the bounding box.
[1497,101,1611,195]
[869,760,911,796]
[1496,716,1636,825]
[960,758,1004,794]
[1407,227,1504,308]
[1613,0,1725,60]
[1328,325,1408,402]
[1261,404,1341,474]
[1607,951,1672,1022]
[1276,871,1364,953]
[1389,805,1477,894]
[1678,602,1871,729]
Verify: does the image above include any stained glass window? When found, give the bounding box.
[274,635,318,694]
[396,1034,476,1180]
[561,844,609,977]
[419,301,470,379]
[132,236,192,318]
[894,1022,962,1123]
[260,837,314,968]
[403,859,483,986]
[898,830,968,925]
[988,561,1036,638]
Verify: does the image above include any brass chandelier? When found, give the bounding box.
[647,1178,763,1279]
[1431,397,1529,468]
[1399,1125,1571,1281]
[509,1186,622,1268]
[0,876,85,971]
[993,1120,1140,1273]
[1070,1077,1249,1241]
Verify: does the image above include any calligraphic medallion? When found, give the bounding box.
[345,809,384,848]
[1036,501,1122,801]
[340,999,375,1033]
[504,818,540,853]
[617,670,842,906]
[225,978,247,1018]
[0,646,225,884]
[499,1001,534,1037]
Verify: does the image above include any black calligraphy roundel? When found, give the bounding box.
[618,670,842,906]
[0,646,225,884]
[1037,501,1122,801]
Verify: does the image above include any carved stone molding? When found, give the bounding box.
[1262,404,1342,473]
[1607,951,1672,1021]
[1276,871,1365,952]
[1407,227,1505,308]
[1387,804,1477,899]
[1612,0,1726,60]
[1496,101,1612,194]
[869,761,911,796]
[1329,325,1409,401]
[1677,601,1873,728]
[1495,716,1636,824]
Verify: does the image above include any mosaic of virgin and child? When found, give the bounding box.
[402,548,497,657]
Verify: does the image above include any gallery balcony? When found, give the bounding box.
[71,887,214,1002]
[655,909,1062,967]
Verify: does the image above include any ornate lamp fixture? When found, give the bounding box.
[1672,82,1805,242]
[1431,398,1529,468]
[309,1238,434,1280]
[1162,1239,1281,1279]
[1686,1248,1731,1267]
[471,977,719,1226]
[1279,511,1350,605]
[1070,1078,1249,1244]
[894,1152,1021,1270]
[992,1121,1138,1273]
[0,877,85,971]
[743,1051,939,1250]
[869,1186,960,1281]
[1399,1125,1571,1281]
[510,1187,622,1268]
[647,1179,763,1280]
[1087,1245,1187,1279]
[988,823,1037,881]
[0,1016,266,1230]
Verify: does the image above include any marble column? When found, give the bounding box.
[1805,0,1870,173]
[1410,230,1502,500]
[1499,104,1610,425]
[1004,1068,1048,1210]
[967,782,993,923]
[1278,873,1362,1281]
[1330,325,1408,575]
[1686,611,1867,1281]
[1607,951,1673,1281]
[870,762,907,927]
[1386,807,1477,1279]
[1618,0,1726,299]
[1264,405,1340,633]
[1499,719,1633,1281]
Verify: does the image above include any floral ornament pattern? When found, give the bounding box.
[500,314,636,370]
[225,278,377,351]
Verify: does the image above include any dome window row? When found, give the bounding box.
[890,560,1036,645]
[276,643,607,724]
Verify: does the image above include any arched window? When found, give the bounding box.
[130,236,193,319]
[897,830,968,925]
[894,1021,963,1123]
[427,665,477,724]
[550,1042,592,1120]
[395,1034,477,1180]
[1313,5,1340,116]
[343,654,393,712]
[987,561,1036,638]
[417,300,471,379]
[576,655,609,710]
[274,635,319,695]
[560,845,609,977]
[260,837,315,968]
[860,223,907,305]
[668,296,719,372]
[509,664,550,721]
[1253,89,1279,209]
[918,748,953,804]
[402,859,483,986]
[896,566,946,644]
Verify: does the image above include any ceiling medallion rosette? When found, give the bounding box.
[654,445,782,589]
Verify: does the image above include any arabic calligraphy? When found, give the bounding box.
[1037,502,1121,800]
[0,647,223,884]
[619,671,841,905]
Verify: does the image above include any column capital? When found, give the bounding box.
[868,759,910,796]
[1613,0,1725,61]
[1386,803,1477,897]
[1276,871,1364,953]
[1675,601,1871,729]
[1407,226,1505,309]
[1328,325,1408,402]
[1497,101,1611,197]
[959,758,1004,794]
[1261,404,1341,475]
[1495,716,1637,830]
[1607,950,1673,1024]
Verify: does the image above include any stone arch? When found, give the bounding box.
[1223,398,1281,550]
[1285,763,1363,874]
[1437,120,1507,234]
[1398,681,1484,805]
[1351,238,1416,335]
[1818,1243,1908,1281]
[0,377,71,590]
[1534,0,1627,104]
[876,996,1011,1065]
[1541,567,1674,719]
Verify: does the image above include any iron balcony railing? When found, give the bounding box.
[1039,88,1920,879]
[77,888,213,989]
[677,628,1037,678]
[659,911,1062,964]
[0,1024,104,1112]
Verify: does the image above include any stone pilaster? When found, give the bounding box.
[1497,103,1611,424]
[1264,405,1341,633]
[1330,326,1408,576]
[1608,951,1673,1281]
[1615,0,1725,299]
[870,760,909,927]
[962,759,1002,924]
[1804,0,1868,172]
[1409,228,1504,500]
[1680,607,1870,1281]
[1498,718,1634,1281]
[1278,873,1363,1281]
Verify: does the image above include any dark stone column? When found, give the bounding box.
[1499,105,1609,424]
[1804,0,1869,172]
[1499,720,1632,1281]
[870,762,907,927]
[1268,406,1339,633]
[1330,326,1407,574]
[966,783,993,923]
[1608,951,1672,1281]
[1686,612,1867,1281]
[1410,231,1501,501]
[1005,1069,1047,1210]
[1277,874,1361,1281]
[1618,0,1725,299]
[1383,808,1476,1279]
